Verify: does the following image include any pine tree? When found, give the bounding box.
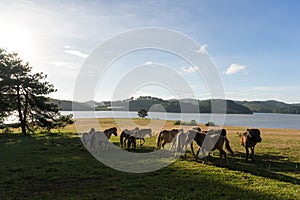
[0,49,73,134]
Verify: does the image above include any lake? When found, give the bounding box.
[61,111,300,130]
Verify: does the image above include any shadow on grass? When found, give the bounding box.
[0,134,298,199]
[184,150,300,185]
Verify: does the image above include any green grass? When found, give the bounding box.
[0,119,299,199]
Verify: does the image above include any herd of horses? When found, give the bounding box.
[81,126,262,167]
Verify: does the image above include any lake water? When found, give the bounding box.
[61,111,300,130]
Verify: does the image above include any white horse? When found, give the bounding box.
[172,128,201,157]
[82,128,95,148]
[82,128,111,151]
[132,128,153,146]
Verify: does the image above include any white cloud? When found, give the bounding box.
[196,44,207,54]
[64,49,88,58]
[182,66,199,73]
[144,61,153,65]
[50,61,74,69]
[225,64,246,75]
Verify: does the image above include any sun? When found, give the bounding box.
[0,24,36,63]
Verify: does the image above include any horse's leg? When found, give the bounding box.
[133,140,136,150]
[162,141,166,150]
[127,139,131,150]
[124,138,128,148]
[183,144,189,156]
[140,138,145,147]
[196,147,201,162]
[202,148,207,164]
[245,147,249,161]
[222,150,229,167]
[169,140,175,151]
[218,150,223,166]
[250,146,255,162]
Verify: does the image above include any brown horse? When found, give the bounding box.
[156,129,181,150]
[240,128,262,161]
[190,129,234,167]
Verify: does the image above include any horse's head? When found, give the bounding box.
[178,128,184,133]
[237,132,242,137]
[220,129,227,136]
[192,127,201,132]
[89,128,96,134]
[148,129,153,136]
[247,129,262,142]
[111,127,118,136]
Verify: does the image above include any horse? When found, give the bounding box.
[127,135,137,150]
[156,129,181,150]
[103,127,118,139]
[81,128,111,151]
[82,128,96,148]
[190,129,234,167]
[240,128,262,161]
[82,127,117,151]
[120,127,139,149]
[171,128,202,156]
[132,128,153,146]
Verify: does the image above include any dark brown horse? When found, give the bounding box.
[103,127,118,139]
[127,135,137,150]
[120,128,139,148]
[156,129,181,150]
[240,129,262,161]
[190,129,234,166]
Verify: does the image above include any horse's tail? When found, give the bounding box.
[225,137,234,155]
[120,131,124,147]
[156,131,163,150]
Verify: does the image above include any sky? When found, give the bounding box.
[1,0,300,103]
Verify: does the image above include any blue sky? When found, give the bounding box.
[1,0,300,103]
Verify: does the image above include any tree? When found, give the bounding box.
[137,109,148,119]
[0,48,74,135]
[0,49,16,124]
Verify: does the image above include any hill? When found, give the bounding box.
[50,99,93,111]
[95,96,253,114]
[236,100,300,114]
[52,97,300,114]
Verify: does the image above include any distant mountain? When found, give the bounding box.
[95,96,253,114]
[236,100,300,114]
[52,97,300,114]
[50,99,93,111]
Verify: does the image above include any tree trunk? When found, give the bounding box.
[16,85,27,135]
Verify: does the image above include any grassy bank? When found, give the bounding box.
[0,118,299,199]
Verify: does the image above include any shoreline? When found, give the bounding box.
[73,118,300,132]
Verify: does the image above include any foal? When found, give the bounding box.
[240,128,262,161]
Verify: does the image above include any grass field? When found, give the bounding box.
[0,118,299,199]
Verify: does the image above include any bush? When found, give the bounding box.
[205,121,217,127]
[174,120,181,125]
[173,120,198,126]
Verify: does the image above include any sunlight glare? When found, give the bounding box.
[0,24,36,63]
